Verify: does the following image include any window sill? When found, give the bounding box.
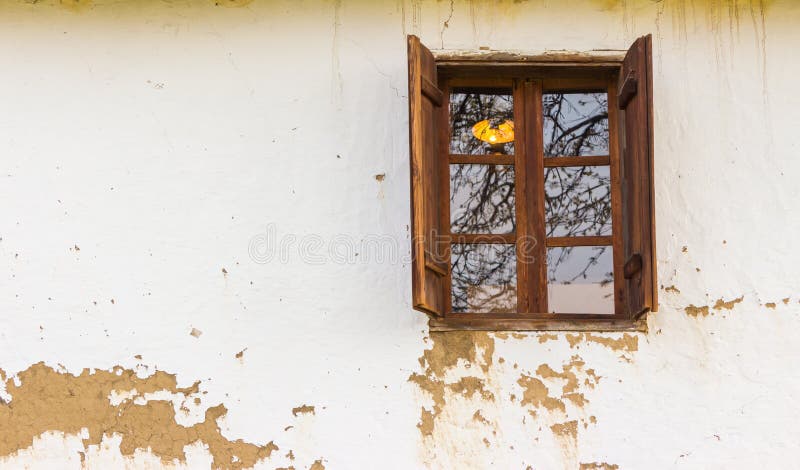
[428,314,647,332]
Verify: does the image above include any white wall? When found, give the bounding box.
[0,0,798,469]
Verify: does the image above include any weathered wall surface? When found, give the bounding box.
[0,0,798,468]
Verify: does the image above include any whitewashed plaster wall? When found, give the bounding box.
[0,1,798,469]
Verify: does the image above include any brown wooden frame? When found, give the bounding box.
[409,35,656,332]
[434,68,635,331]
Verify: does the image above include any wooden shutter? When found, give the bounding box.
[408,35,447,316]
[618,34,657,318]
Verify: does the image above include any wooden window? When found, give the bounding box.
[408,35,656,331]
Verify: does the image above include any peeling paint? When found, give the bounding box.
[685,304,710,317]
[538,333,558,343]
[309,459,326,469]
[517,374,565,414]
[565,333,639,353]
[447,376,494,401]
[550,420,578,439]
[713,296,744,310]
[291,405,315,416]
[408,331,495,438]
[580,463,619,470]
[0,363,276,468]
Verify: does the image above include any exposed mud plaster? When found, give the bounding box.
[0,363,277,469]
[550,420,578,439]
[309,459,326,469]
[765,302,776,309]
[565,333,639,353]
[516,354,601,438]
[417,331,495,377]
[447,376,494,401]
[408,331,495,437]
[517,374,565,414]
[416,408,436,437]
[686,295,745,317]
[580,463,619,470]
[538,333,558,343]
[713,296,744,310]
[472,410,490,426]
[664,285,681,294]
[291,405,315,416]
[685,304,710,317]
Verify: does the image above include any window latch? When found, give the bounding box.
[624,253,643,279]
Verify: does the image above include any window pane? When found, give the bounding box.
[543,92,608,157]
[450,164,515,234]
[450,90,514,155]
[451,243,517,313]
[545,166,611,237]
[547,246,613,314]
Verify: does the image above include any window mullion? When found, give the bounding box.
[514,79,548,314]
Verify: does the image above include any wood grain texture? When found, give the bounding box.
[543,155,610,167]
[545,236,613,247]
[430,315,646,332]
[408,35,446,317]
[618,34,657,318]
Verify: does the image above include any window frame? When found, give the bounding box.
[409,36,656,332]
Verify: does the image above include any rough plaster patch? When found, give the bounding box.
[685,304,710,317]
[309,460,326,470]
[565,333,639,353]
[447,376,494,401]
[0,363,277,469]
[472,410,490,426]
[580,463,619,470]
[538,333,558,344]
[713,296,744,310]
[550,420,578,439]
[291,405,315,417]
[518,356,600,418]
[517,374,565,414]
[408,331,495,437]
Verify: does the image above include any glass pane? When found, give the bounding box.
[543,92,608,157]
[450,164,515,234]
[450,90,514,155]
[451,243,517,313]
[545,166,611,237]
[547,246,614,314]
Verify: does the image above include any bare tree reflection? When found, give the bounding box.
[451,244,516,313]
[450,165,515,234]
[542,93,612,288]
[545,166,611,238]
[447,92,613,312]
[547,246,613,287]
[543,93,608,156]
